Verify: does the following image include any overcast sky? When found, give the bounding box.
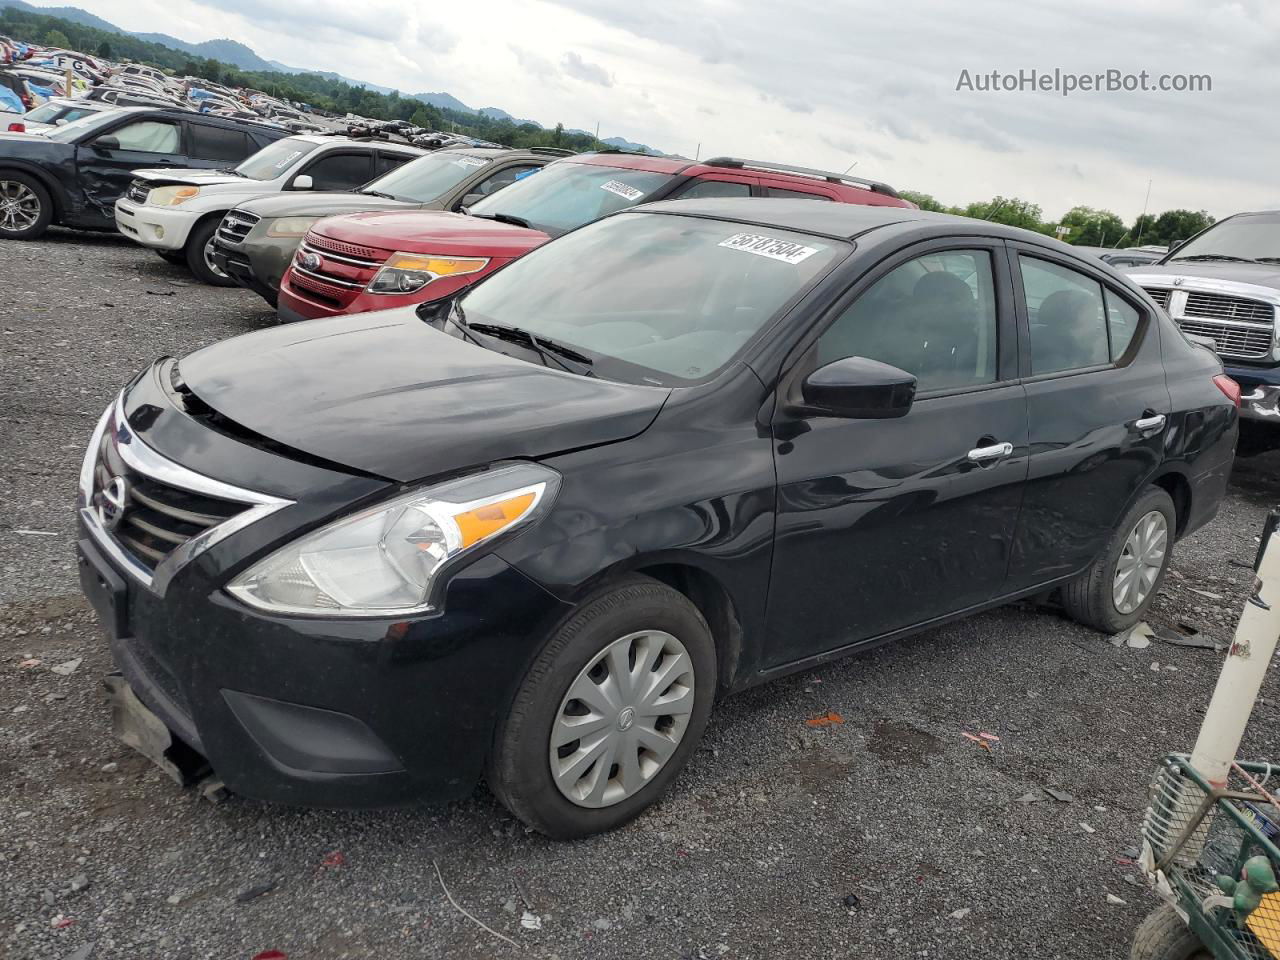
[70,0,1280,223]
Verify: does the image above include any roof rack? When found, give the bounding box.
[526,147,576,157]
[702,157,901,198]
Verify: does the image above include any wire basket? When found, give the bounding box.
[1142,755,1280,959]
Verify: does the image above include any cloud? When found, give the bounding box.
[561,50,613,87]
[510,44,557,81]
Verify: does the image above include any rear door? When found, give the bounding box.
[764,238,1029,668]
[1003,244,1171,591]
[74,115,187,223]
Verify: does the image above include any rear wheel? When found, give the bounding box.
[184,217,236,286]
[1130,903,1209,960]
[1061,486,1176,633]
[0,172,53,240]
[489,576,717,839]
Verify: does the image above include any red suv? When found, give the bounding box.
[277,152,915,322]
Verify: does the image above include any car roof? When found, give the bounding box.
[636,197,1083,248]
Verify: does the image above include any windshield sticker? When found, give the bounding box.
[600,180,645,202]
[718,232,822,265]
[275,150,304,169]
[453,156,489,168]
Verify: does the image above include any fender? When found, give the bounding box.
[0,158,71,222]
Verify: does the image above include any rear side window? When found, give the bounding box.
[301,152,374,190]
[766,186,833,201]
[1105,292,1141,360]
[189,124,252,162]
[375,151,415,177]
[677,179,752,199]
[1019,257,1110,375]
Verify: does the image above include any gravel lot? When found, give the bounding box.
[3,229,1280,960]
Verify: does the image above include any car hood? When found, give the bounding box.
[236,190,413,219]
[312,209,550,259]
[175,307,670,482]
[0,132,70,154]
[1128,261,1280,290]
[132,168,246,187]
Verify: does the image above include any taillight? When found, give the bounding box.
[19,92,33,110]
[1214,374,1241,408]
[6,122,24,133]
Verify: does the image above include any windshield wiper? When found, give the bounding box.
[467,322,596,376]
[1172,254,1259,263]
[469,212,532,229]
[361,189,399,200]
[1255,257,1280,264]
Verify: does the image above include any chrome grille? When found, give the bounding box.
[216,210,260,246]
[126,179,149,204]
[92,429,248,571]
[1142,287,1172,309]
[1176,320,1274,360]
[1184,291,1274,325]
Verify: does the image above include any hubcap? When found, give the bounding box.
[1113,510,1169,614]
[549,630,695,809]
[0,180,40,232]
[204,236,228,278]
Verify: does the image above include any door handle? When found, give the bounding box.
[967,441,1013,463]
[1134,414,1167,432]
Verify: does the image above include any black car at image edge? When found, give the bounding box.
[76,199,1238,838]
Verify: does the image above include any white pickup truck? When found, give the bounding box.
[114,134,426,284]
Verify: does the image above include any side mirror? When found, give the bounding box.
[92,135,120,152]
[800,356,916,419]
[54,117,68,125]
[291,174,313,190]
[1168,239,1184,253]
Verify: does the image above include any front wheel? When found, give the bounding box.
[184,217,236,287]
[1061,485,1176,633]
[1130,903,1209,960]
[0,172,53,240]
[489,576,717,839]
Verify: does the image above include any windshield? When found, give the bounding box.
[458,211,846,384]
[365,152,491,201]
[1170,213,1280,263]
[234,138,321,180]
[46,108,127,142]
[467,160,674,236]
[23,101,66,123]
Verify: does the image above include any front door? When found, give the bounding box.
[75,116,186,222]
[764,239,1029,669]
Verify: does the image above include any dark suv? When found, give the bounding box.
[0,106,287,240]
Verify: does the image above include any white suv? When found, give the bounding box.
[114,135,427,285]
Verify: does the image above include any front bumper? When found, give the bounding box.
[1224,364,1280,424]
[77,381,571,808]
[114,198,196,250]
[277,271,431,321]
[211,240,278,306]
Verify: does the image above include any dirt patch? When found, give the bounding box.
[866,719,945,765]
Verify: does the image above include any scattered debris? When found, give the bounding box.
[593,917,612,931]
[50,915,74,929]
[1152,623,1223,651]
[806,711,844,728]
[949,907,972,920]
[1106,893,1127,905]
[14,529,58,536]
[978,732,1000,742]
[432,859,518,948]
[320,851,345,869]
[68,874,90,893]
[19,658,42,668]
[165,894,181,905]
[100,762,118,774]
[961,732,992,751]
[1080,822,1096,834]
[841,894,860,910]
[1015,791,1042,804]
[1118,622,1154,649]
[1188,588,1224,600]
[251,952,287,960]
[1045,788,1075,803]
[520,910,543,931]
[235,880,278,904]
[145,290,176,296]
[50,658,83,677]
[63,943,95,960]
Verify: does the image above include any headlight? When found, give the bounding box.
[367,251,489,295]
[147,185,200,206]
[226,463,558,616]
[266,216,320,238]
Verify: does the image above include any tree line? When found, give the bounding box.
[899,191,1214,249]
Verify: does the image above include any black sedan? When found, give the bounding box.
[77,199,1237,838]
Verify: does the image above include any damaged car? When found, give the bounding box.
[0,106,286,240]
[78,200,1236,837]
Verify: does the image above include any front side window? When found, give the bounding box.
[817,249,999,392]
[459,212,847,385]
[469,164,542,199]
[766,186,833,201]
[1020,257,1109,375]
[364,152,491,202]
[234,138,322,181]
[467,161,676,237]
[100,120,179,154]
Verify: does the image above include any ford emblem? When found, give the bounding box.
[299,251,321,271]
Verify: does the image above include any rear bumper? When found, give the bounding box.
[114,198,195,250]
[1224,364,1280,424]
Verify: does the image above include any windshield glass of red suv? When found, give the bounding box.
[467,160,675,236]
[456,211,846,385]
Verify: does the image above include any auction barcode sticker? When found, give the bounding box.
[453,156,489,168]
[718,233,822,265]
[600,180,645,201]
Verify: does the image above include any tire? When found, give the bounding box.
[184,217,236,287]
[155,249,186,265]
[488,575,717,839]
[1061,485,1176,633]
[1130,903,1209,960]
[0,171,53,240]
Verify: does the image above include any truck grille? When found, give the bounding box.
[1141,287,1171,309]
[91,429,249,572]
[1139,285,1275,361]
[1183,291,1274,325]
[216,210,260,246]
[1177,320,1275,360]
[126,180,149,204]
